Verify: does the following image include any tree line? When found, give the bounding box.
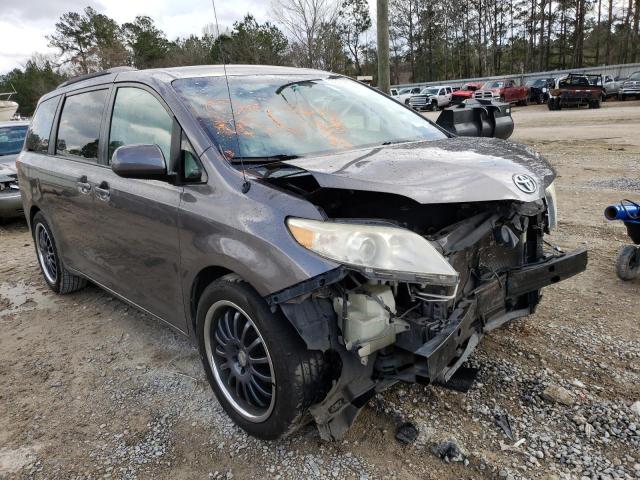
[1,0,638,115]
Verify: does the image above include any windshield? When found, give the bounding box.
[629,72,640,81]
[421,87,440,95]
[399,88,411,94]
[461,84,479,91]
[173,75,446,160]
[484,81,504,89]
[526,79,545,87]
[0,125,28,156]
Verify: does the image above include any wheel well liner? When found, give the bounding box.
[190,266,233,331]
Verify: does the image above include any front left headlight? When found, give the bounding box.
[287,218,459,287]
[544,181,558,232]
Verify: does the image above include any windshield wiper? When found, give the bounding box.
[231,154,300,164]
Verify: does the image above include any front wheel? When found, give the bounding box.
[196,275,329,439]
[32,212,87,294]
[616,245,640,281]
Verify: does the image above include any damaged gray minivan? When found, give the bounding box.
[17,65,587,441]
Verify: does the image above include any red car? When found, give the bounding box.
[474,79,530,105]
[451,82,484,104]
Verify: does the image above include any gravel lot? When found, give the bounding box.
[1,100,640,480]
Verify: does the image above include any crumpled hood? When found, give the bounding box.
[282,137,555,204]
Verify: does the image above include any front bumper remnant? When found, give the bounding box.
[299,248,588,441]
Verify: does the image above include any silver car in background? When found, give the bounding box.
[0,121,29,220]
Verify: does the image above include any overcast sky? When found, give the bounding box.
[0,0,287,74]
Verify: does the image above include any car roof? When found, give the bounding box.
[44,64,334,102]
[0,120,30,128]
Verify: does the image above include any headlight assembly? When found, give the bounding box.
[287,218,459,291]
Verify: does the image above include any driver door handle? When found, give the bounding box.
[77,176,92,195]
[94,181,110,202]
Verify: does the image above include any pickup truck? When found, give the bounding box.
[451,82,484,104]
[409,85,453,111]
[474,78,530,105]
[618,71,640,100]
[548,74,603,110]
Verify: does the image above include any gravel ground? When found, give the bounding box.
[1,100,640,480]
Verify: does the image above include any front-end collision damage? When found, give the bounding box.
[265,197,588,441]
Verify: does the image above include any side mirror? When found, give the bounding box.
[111,144,167,179]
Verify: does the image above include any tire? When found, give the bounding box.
[619,95,626,101]
[32,212,87,294]
[547,98,556,110]
[196,275,329,440]
[430,100,438,111]
[616,245,640,281]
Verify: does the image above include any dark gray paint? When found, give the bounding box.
[17,64,555,337]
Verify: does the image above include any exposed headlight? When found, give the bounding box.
[542,87,547,93]
[287,218,459,287]
[544,181,558,232]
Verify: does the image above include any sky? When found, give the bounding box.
[0,0,283,74]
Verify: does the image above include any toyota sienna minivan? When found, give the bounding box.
[17,65,587,441]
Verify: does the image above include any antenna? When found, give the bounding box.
[210,0,250,194]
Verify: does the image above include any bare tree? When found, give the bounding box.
[271,0,339,68]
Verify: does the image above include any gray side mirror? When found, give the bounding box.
[111,144,167,179]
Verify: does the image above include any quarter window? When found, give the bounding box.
[56,90,108,160]
[26,97,59,153]
[108,87,172,164]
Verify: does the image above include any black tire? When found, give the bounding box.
[32,212,87,294]
[547,98,555,110]
[196,275,329,440]
[619,95,626,101]
[616,245,640,281]
[430,100,438,111]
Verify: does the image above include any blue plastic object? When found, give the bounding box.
[604,200,640,224]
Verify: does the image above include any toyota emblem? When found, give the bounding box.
[512,174,537,194]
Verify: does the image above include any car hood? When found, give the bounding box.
[282,137,555,204]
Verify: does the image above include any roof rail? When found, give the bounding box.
[56,66,137,89]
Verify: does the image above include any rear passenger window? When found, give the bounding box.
[26,97,59,153]
[108,87,172,163]
[56,90,107,160]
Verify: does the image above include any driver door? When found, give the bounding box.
[90,85,187,331]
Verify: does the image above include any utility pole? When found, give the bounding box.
[377,0,390,93]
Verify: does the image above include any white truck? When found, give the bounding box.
[409,85,454,111]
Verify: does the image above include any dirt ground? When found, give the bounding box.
[1,100,639,480]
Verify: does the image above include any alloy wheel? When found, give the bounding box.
[35,223,58,284]
[204,300,276,422]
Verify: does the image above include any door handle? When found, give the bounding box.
[77,176,92,194]
[94,181,110,202]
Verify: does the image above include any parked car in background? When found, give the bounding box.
[0,120,29,220]
[526,77,555,104]
[602,75,623,100]
[475,78,529,105]
[396,86,422,105]
[619,71,640,100]
[409,85,453,111]
[17,65,587,441]
[451,82,484,104]
[548,74,603,110]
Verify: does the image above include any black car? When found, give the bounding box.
[526,77,555,104]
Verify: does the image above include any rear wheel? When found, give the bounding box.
[616,245,640,281]
[196,275,329,439]
[32,212,87,294]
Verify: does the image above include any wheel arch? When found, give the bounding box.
[189,265,236,333]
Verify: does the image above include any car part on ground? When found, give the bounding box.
[604,200,640,281]
[18,65,588,442]
[548,74,604,110]
[435,99,514,140]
